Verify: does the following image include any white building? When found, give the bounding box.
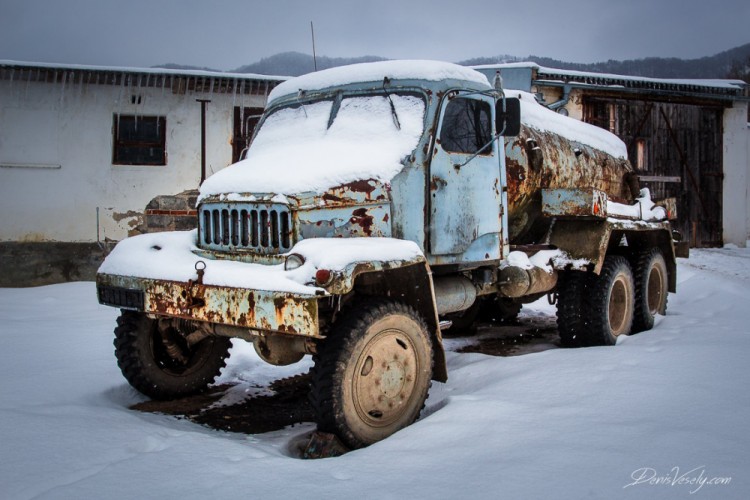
[0,61,285,244]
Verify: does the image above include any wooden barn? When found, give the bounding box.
[475,64,750,248]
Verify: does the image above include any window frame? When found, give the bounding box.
[112,114,167,166]
[438,96,493,156]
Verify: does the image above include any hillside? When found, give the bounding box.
[154,43,750,82]
[461,42,750,80]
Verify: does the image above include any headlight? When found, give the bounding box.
[284,253,305,271]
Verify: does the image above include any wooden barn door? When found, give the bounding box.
[583,97,724,247]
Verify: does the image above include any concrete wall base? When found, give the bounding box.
[0,242,115,287]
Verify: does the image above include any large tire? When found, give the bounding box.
[113,311,231,400]
[581,256,635,346]
[631,248,669,333]
[556,271,587,347]
[310,300,433,449]
[479,296,522,324]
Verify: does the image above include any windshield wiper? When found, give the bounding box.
[382,77,401,130]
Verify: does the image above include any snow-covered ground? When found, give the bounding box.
[1,247,749,499]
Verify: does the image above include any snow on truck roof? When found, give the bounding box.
[267,60,491,103]
[199,60,627,200]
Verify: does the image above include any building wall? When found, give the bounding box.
[0,77,267,242]
[722,101,750,247]
[746,122,750,242]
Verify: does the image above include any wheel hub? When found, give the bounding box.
[609,275,632,336]
[380,361,407,397]
[353,329,418,427]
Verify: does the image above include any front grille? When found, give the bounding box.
[199,203,292,254]
[98,285,144,311]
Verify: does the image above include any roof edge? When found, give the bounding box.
[0,59,289,82]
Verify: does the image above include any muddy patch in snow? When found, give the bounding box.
[132,310,561,437]
[132,373,314,435]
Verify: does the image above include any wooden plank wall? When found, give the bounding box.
[583,97,724,247]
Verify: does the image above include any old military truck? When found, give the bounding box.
[97,60,676,449]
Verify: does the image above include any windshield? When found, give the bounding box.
[199,93,426,197]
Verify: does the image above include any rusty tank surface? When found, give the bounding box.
[504,123,636,244]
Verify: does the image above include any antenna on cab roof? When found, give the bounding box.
[310,21,318,72]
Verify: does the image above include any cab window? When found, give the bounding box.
[439,98,492,155]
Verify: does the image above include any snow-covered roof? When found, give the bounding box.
[536,66,747,92]
[473,62,540,71]
[0,59,287,82]
[268,60,490,103]
[473,61,748,98]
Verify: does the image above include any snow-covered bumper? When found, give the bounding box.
[97,273,321,337]
[95,230,427,338]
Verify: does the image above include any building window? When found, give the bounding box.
[439,98,492,155]
[113,115,166,165]
[635,138,648,170]
[608,104,617,134]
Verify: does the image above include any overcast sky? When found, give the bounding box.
[1,0,748,71]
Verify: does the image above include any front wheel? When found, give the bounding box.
[310,300,433,449]
[113,311,231,400]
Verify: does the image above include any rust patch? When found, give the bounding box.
[504,124,635,243]
[350,208,374,236]
[383,213,389,223]
[505,157,526,204]
[341,179,376,195]
[272,296,292,332]
[322,192,344,203]
[430,175,447,191]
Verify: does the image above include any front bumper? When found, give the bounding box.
[97,273,320,337]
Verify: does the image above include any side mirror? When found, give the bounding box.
[496,97,521,137]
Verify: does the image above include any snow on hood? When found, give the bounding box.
[267,60,490,103]
[511,90,628,159]
[199,93,425,200]
[97,230,423,294]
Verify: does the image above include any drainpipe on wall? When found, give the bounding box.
[546,84,572,112]
[196,99,211,185]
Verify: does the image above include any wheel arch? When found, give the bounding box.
[548,219,676,293]
[349,261,447,383]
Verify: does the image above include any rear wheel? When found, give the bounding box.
[479,296,522,324]
[441,300,481,336]
[113,311,231,400]
[581,256,635,346]
[632,248,669,333]
[556,271,587,347]
[310,300,433,449]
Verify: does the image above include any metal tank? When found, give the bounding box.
[503,123,637,244]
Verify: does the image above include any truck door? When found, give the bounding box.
[429,93,504,260]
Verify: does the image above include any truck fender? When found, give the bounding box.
[328,259,447,383]
[546,218,676,292]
